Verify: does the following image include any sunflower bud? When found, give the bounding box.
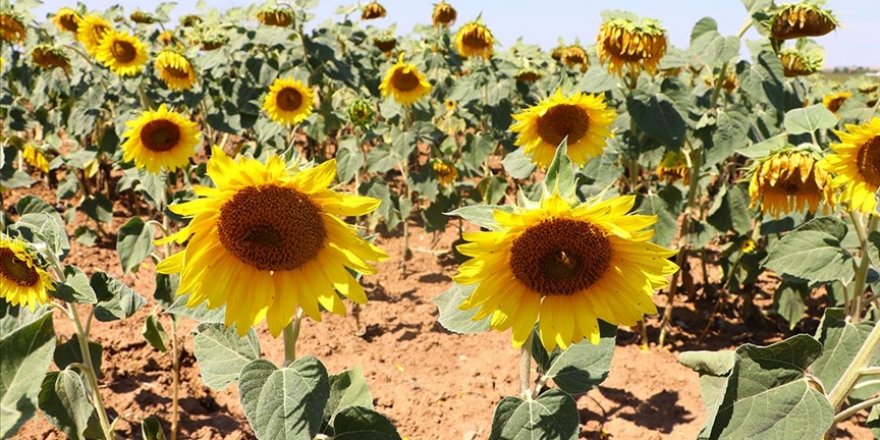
[432,1,457,27]
[596,16,667,76]
[348,99,374,128]
[770,3,837,41]
[361,2,387,20]
[200,34,227,51]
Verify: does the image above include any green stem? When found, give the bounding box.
[170,317,180,440]
[68,304,114,440]
[827,322,880,411]
[519,332,534,400]
[833,394,880,425]
[282,309,304,367]
[852,215,878,322]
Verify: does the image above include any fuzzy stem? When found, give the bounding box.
[68,304,114,439]
[827,322,880,412]
[852,215,878,322]
[833,394,880,425]
[519,332,534,399]
[170,316,180,440]
[283,309,304,367]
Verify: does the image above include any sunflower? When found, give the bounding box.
[511,89,615,168]
[656,150,689,184]
[780,48,823,77]
[361,2,386,20]
[96,31,148,76]
[348,99,374,128]
[158,30,174,46]
[741,239,757,254]
[257,7,294,27]
[379,54,432,106]
[444,99,456,112]
[515,67,542,83]
[199,34,227,51]
[432,1,457,27]
[455,191,677,350]
[0,11,26,44]
[76,14,111,56]
[748,149,835,218]
[53,7,80,33]
[455,21,494,59]
[263,78,314,126]
[155,49,197,91]
[596,17,667,76]
[21,144,50,173]
[1,235,54,311]
[130,10,158,24]
[180,14,202,27]
[822,91,852,114]
[433,159,457,186]
[817,117,880,214]
[770,3,837,41]
[560,45,588,71]
[373,35,397,54]
[156,147,388,335]
[121,104,200,173]
[31,45,71,71]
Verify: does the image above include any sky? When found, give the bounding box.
[34,0,880,67]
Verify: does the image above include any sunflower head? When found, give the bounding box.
[741,239,757,254]
[511,89,616,168]
[257,7,294,27]
[348,99,374,128]
[379,54,432,106]
[551,45,566,61]
[822,91,852,114]
[748,148,835,218]
[53,7,81,33]
[455,191,677,350]
[76,14,112,57]
[722,70,739,94]
[432,1,457,27]
[361,2,387,20]
[780,47,823,77]
[158,30,175,46]
[433,159,458,186]
[560,45,589,71]
[156,147,388,336]
[199,34,227,51]
[818,117,880,213]
[771,3,837,41]
[596,16,667,76]
[0,235,54,311]
[515,67,542,83]
[130,10,158,24]
[0,11,26,44]
[263,78,314,126]
[373,34,397,54]
[96,31,149,77]
[31,45,71,71]
[180,14,202,27]
[121,104,200,173]
[656,150,689,184]
[455,21,494,59]
[155,49,198,91]
[21,144,50,173]
[858,83,878,94]
[444,99,457,112]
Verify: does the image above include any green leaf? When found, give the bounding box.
[705,106,750,167]
[773,282,808,330]
[13,212,70,257]
[812,308,879,400]
[52,266,98,304]
[37,369,97,440]
[325,367,373,423]
[478,176,508,205]
[501,148,536,180]
[542,321,616,394]
[689,30,740,67]
[869,404,880,439]
[91,272,146,322]
[117,217,155,273]
[544,139,575,200]
[742,51,785,124]
[433,284,490,334]
[445,205,512,231]
[54,338,103,379]
[336,138,365,184]
[141,416,167,440]
[142,314,169,353]
[679,350,736,437]
[79,195,113,224]
[192,323,261,390]
[627,91,687,148]
[15,196,56,216]
[0,312,56,437]
[332,406,401,440]
[489,389,579,440]
[637,187,683,247]
[690,17,718,43]
[239,357,330,440]
[764,217,854,283]
[783,104,837,135]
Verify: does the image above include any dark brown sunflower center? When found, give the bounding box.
[434,8,455,25]
[111,39,137,63]
[91,24,109,42]
[164,64,191,79]
[537,104,590,147]
[217,185,326,271]
[776,172,817,195]
[857,136,880,187]
[509,218,612,296]
[276,87,304,112]
[60,15,78,32]
[391,69,420,92]
[826,97,847,113]
[140,119,181,152]
[462,30,490,49]
[0,248,39,287]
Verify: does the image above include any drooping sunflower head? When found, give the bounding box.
[515,67,542,83]
[560,45,589,71]
[76,14,111,56]
[373,34,397,54]
[511,89,616,168]
[180,14,202,27]
[818,117,880,213]
[348,98,374,128]
[96,31,149,77]
[433,159,458,186]
[596,16,667,76]
[771,3,837,41]
[822,91,852,114]
[121,104,200,173]
[748,148,835,218]
[455,21,494,60]
[263,78,314,126]
[361,1,387,20]
[158,30,175,46]
[0,235,54,311]
[780,47,823,77]
[379,54,432,106]
[656,150,689,184]
[53,7,81,33]
[455,192,677,350]
[21,144,50,173]
[156,147,388,336]
[155,49,198,91]
[0,11,26,44]
[199,34,227,51]
[551,45,566,61]
[858,83,879,94]
[31,45,71,71]
[130,10,158,24]
[257,7,295,27]
[722,70,739,94]
[432,1,457,27]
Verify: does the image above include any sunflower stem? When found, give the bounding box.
[283,309,304,367]
[68,304,115,440]
[851,214,878,322]
[826,320,880,427]
[519,332,534,400]
[169,316,180,440]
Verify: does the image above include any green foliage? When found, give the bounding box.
[489,389,579,440]
[764,217,854,284]
[0,312,56,437]
[193,324,261,390]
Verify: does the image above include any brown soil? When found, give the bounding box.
[6,182,872,440]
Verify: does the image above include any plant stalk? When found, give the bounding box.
[519,332,534,399]
[833,393,880,425]
[827,321,880,411]
[852,214,878,322]
[68,304,114,440]
[282,309,304,367]
[170,317,180,440]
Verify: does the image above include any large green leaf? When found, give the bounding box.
[433,284,490,334]
[764,217,853,283]
[544,139,575,199]
[627,90,687,148]
[37,369,100,440]
[325,367,373,423]
[541,321,616,394]
[331,406,401,440]
[488,389,579,440]
[783,105,837,136]
[52,266,98,304]
[192,323,261,390]
[91,272,146,322]
[812,308,879,400]
[116,217,155,274]
[0,312,56,438]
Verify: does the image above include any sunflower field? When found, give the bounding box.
[1,0,879,438]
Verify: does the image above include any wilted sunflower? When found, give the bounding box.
[373,35,397,54]
[379,54,431,105]
[511,89,616,168]
[121,104,200,173]
[199,34,227,51]
[31,45,71,71]
[817,117,880,213]
[822,91,852,113]
[858,83,879,94]
[257,7,294,27]
[551,45,566,61]
[263,78,314,126]
[770,3,837,41]
[515,67,542,83]
[780,48,823,77]
[180,14,202,27]
[155,49,197,91]
[130,10,158,24]
[21,144,50,173]
[455,191,677,350]
[560,45,588,71]
[1,235,54,311]
[361,1,386,20]
[596,17,667,76]
[96,31,148,76]
[656,150,689,184]
[53,7,80,33]
[76,14,111,56]
[433,159,457,185]
[156,147,388,335]
[748,149,835,218]
[432,1,457,27]
[455,21,494,59]
[0,11,26,44]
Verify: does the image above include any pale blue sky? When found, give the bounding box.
[35,0,880,67]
